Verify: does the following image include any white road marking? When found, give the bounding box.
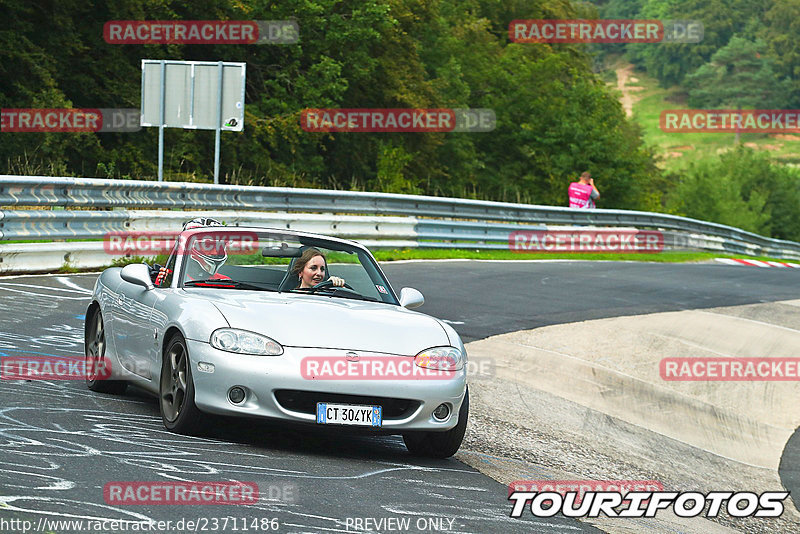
[56,276,93,293]
[0,284,89,300]
[0,495,153,523]
[0,281,88,294]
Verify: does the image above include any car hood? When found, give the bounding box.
[188,290,450,355]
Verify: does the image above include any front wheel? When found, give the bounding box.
[403,388,469,458]
[159,333,203,434]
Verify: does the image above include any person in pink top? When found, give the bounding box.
[568,171,600,209]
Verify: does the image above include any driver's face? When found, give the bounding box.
[299,255,326,288]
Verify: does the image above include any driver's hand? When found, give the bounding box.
[154,267,171,287]
[329,276,345,287]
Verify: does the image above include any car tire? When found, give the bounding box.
[85,308,127,395]
[159,333,203,435]
[403,387,469,459]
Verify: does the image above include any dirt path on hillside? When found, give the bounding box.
[615,63,638,117]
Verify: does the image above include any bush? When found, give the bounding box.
[666,147,800,241]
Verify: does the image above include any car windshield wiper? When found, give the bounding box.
[327,291,379,302]
[292,285,331,294]
[184,279,274,291]
[290,287,378,302]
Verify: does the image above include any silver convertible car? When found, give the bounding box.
[84,220,469,457]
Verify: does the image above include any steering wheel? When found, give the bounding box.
[312,279,354,291]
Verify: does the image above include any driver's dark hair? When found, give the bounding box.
[291,247,325,278]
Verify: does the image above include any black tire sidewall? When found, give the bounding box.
[160,333,200,433]
[85,308,126,394]
[84,308,100,389]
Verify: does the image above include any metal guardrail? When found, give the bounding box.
[0,209,417,241]
[413,220,800,258]
[2,175,799,253]
[0,210,130,240]
[1,175,800,271]
[0,210,420,273]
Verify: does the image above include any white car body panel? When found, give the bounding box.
[87,227,468,434]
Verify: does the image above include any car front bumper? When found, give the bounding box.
[186,340,468,433]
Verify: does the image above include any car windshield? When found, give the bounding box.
[178,230,398,305]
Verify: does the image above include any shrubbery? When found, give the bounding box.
[666,147,800,242]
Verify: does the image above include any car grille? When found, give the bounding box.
[274,389,420,419]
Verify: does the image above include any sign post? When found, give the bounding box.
[141,59,246,184]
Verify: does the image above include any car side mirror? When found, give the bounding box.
[120,264,155,290]
[399,287,424,309]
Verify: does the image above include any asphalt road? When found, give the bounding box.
[382,260,800,342]
[1,261,799,533]
[0,270,594,534]
[384,260,800,510]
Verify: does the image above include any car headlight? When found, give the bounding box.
[414,346,464,371]
[210,329,283,356]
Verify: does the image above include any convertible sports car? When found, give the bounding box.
[84,219,469,457]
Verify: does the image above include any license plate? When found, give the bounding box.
[316,403,382,427]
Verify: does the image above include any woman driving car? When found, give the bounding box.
[291,248,345,289]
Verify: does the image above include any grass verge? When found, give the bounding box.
[614,59,800,173]
[1,249,796,277]
[371,249,796,263]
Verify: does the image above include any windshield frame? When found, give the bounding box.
[176,228,400,305]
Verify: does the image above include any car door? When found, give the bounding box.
[112,269,160,379]
[137,250,179,381]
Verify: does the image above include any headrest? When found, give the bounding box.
[277,247,328,291]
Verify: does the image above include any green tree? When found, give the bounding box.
[622,0,770,88]
[686,37,790,109]
[685,36,791,142]
[666,147,800,241]
[759,0,800,107]
[0,0,663,212]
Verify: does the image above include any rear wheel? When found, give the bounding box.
[403,388,469,458]
[159,333,202,434]
[85,309,127,394]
